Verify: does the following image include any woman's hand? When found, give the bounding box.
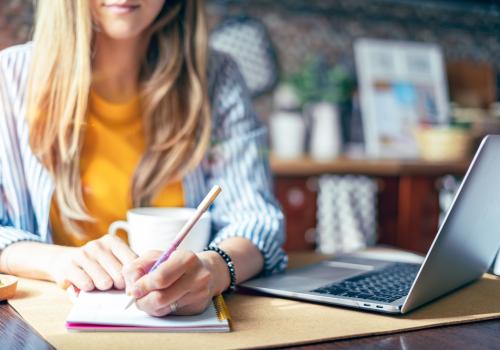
[122,250,230,317]
[49,234,137,291]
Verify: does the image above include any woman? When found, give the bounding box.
[0,0,286,316]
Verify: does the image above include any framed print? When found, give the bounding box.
[354,39,449,158]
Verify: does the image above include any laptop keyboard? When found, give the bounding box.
[311,262,420,303]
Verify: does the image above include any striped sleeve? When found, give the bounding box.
[0,48,42,251]
[205,53,288,275]
[0,164,41,250]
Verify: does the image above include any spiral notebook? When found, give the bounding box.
[66,289,230,332]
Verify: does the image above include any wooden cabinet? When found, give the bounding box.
[376,176,441,253]
[271,156,469,253]
[274,177,317,251]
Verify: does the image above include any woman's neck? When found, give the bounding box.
[92,34,148,103]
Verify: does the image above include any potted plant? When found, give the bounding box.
[287,57,356,160]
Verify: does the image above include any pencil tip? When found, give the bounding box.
[124,298,134,310]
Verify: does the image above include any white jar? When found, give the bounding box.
[309,102,342,161]
[270,111,305,159]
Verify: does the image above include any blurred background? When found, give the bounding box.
[2,0,499,255]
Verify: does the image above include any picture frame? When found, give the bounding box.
[354,38,449,158]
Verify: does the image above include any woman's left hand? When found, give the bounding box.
[122,250,225,316]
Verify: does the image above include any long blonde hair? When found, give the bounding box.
[27,0,211,235]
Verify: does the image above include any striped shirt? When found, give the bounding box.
[0,43,287,275]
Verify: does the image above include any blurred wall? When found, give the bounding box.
[0,0,33,50]
[207,0,500,74]
[2,0,498,115]
[207,0,500,116]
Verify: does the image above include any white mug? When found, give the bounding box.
[108,207,211,256]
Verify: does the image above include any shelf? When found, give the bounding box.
[270,155,471,176]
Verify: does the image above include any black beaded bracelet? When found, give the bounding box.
[204,244,237,292]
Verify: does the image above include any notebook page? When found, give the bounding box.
[66,289,225,329]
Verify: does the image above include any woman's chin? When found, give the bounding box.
[98,25,145,41]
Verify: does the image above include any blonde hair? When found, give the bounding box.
[27,0,211,235]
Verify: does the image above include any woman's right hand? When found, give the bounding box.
[49,234,137,291]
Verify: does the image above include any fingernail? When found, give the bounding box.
[131,286,142,298]
[101,279,112,290]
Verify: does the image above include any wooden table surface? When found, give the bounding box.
[1,301,499,350]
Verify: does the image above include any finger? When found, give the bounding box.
[173,290,212,316]
[135,290,182,317]
[135,273,192,315]
[73,251,113,290]
[95,252,126,290]
[83,239,126,289]
[63,264,94,292]
[103,234,138,264]
[148,288,212,317]
[131,251,198,298]
[67,285,80,303]
[123,250,162,291]
[148,301,177,317]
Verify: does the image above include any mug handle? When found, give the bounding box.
[108,220,129,236]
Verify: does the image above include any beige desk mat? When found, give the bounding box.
[8,253,500,350]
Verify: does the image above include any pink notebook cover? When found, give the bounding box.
[66,322,228,332]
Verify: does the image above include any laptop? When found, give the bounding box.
[242,135,500,314]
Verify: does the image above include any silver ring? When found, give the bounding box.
[170,302,178,314]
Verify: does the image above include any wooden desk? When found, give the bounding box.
[271,156,470,253]
[0,301,499,350]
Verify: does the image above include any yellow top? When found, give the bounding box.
[50,91,184,246]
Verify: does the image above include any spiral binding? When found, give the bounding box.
[213,295,231,322]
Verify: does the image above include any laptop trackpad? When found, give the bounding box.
[290,263,369,290]
[246,263,371,292]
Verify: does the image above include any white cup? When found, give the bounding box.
[107,208,211,256]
